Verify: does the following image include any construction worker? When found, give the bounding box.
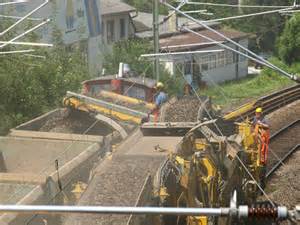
[252,107,269,129]
[253,107,270,165]
[152,82,168,122]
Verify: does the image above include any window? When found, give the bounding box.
[107,20,115,43]
[209,55,216,69]
[225,50,234,65]
[200,54,210,72]
[120,18,126,39]
[239,49,247,62]
[217,52,225,67]
[199,54,217,71]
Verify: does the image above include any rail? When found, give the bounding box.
[224,85,300,121]
[266,119,300,178]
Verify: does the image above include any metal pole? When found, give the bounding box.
[162,1,299,82]
[153,0,160,81]
[0,205,227,216]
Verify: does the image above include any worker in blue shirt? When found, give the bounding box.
[152,82,168,122]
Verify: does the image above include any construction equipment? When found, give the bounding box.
[151,116,273,225]
[63,76,157,125]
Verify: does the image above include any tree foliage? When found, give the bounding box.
[277,13,300,64]
[0,26,89,135]
[103,38,153,76]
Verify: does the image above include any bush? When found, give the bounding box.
[277,13,300,64]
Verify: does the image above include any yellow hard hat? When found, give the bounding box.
[156,82,164,88]
[255,107,262,113]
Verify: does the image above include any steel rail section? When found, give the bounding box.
[266,144,300,178]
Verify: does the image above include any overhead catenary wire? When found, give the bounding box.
[163,1,299,82]
[140,49,224,58]
[0,0,28,6]
[0,14,43,21]
[0,49,34,54]
[0,0,49,36]
[182,26,272,69]
[180,1,296,9]
[0,18,50,49]
[0,40,53,47]
[203,7,295,23]
[160,41,224,50]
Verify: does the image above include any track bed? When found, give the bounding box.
[64,131,182,225]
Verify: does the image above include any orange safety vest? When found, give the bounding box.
[254,125,270,165]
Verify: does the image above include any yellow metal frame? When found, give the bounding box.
[99,90,155,110]
[223,100,256,120]
[64,97,142,124]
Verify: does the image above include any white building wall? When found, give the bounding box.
[162,38,249,85]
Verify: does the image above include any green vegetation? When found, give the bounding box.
[277,13,300,64]
[202,58,296,108]
[103,38,153,75]
[0,27,89,135]
[103,38,173,81]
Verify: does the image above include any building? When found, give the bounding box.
[134,13,249,86]
[2,0,136,74]
[159,28,249,85]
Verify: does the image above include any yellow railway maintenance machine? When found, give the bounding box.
[154,119,270,225]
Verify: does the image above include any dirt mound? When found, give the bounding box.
[164,96,211,122]
[39,110,113,136]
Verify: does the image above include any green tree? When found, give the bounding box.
[103,38,153,76]
[277,13,300,64]
[0,26,89,135]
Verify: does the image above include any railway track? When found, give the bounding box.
[266,119,300,178]
[226,84,300,122]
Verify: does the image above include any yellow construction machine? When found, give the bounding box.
[153,119,269,225]
[63,76,157,126]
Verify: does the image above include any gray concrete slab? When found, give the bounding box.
[0,137,93,174]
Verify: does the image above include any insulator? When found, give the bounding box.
[248,202,279,219]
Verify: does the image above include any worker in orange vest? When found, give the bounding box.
[252,107,270,165]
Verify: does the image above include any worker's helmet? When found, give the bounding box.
[255,107,263,113]
[156,82,164,89]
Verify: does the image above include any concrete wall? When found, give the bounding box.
[102,13,134,44]
[0,143,103,225]
[14,109,66,131]
[0,137,92,174]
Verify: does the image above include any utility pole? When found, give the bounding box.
[153,0,160,81]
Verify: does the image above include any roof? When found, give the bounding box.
[82,75,157,89]
[101,0,136,16]
[133,12,218,38]
[159,28,249,52]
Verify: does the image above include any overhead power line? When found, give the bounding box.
[0,19,51,49]
[0,0,49,36]
[0,49,34,55]
[0,0,28,6]
[0,14,43,21]
[180,1,294,9]
[0,41,53,47]
[203,7,294,23]
[163,1,299,82]
[140,49,224,58]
